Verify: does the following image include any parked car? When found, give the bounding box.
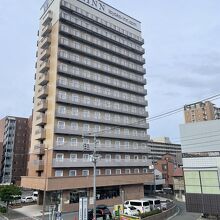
[10,195,21,205]
[124,206,139,216]
[32,191,38,202]
[124,200,151,213]
[21,196,34,203]
[160,199,172,210]
[147,198,161,210]
[88,205,112,220]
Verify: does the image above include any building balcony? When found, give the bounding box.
[57,64,146,95]
[55,112,148,129]
[56,96,148,118]
[53,142,151,154]
[38,74,49,86]
[35,128,46,140]
[54,127,150,141]
[35,113,47,126]
[37,86,48,99]
[56,81,147,106]
[40,36,51,49]
[39,61,50,73]
[42,11,53,26]
[59,24,146,66]
[21,173,154,191]
[31,160,44,171]
[59,13,144,55]
[58,38,145,75]
[36,100,48,112]
[40,48,50,61]
[33,144,45,155]
[41,24,52,37]
[52,158,151,168]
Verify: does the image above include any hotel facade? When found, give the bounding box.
[21,0,153,212]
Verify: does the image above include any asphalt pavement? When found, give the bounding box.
[169,201,201,220]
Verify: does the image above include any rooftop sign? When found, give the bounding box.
[78,0,141,31]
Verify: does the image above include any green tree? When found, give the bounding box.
[0,185,21,212]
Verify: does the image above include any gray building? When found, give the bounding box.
[180,120,220,217]
[0,116,31,185]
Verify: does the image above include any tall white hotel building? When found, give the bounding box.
[21,0,153,212]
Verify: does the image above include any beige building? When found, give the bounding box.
[184,101,220,123]
[21,0,153,212]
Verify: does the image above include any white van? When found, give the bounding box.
[32,191,38,202]
[124,200,151,213]
[147,198,161,210]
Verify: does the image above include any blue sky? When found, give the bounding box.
[0,0,220,142]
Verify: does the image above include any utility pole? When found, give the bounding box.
[83,134,100,220]
[92,135,97,220]
[42,147,49,220]
[152,155,156,194]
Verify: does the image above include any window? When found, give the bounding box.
[94,112,101,119]
[105,154,111,160]
[142,155,147,161]
[72,108,78,116]
[72,94,79,102]
[116,169,121,175]
[143,168,148,173]
[133,143,138,149]
[69,190,87,204]
[124,142,129,148]
[83,124,90,132]
[58,106,66,114]
[134,168,139,174]
[105,140,111,147]
[125,155,130,160]
[96,169,101,176]
[83,110,90,118]
[57,137,64,145]
[125,169,131,174]
[58,91,66,99]
[94,125,100,132]
[115,154,121,160]
[83,154,89,160]
[57,121,65,129]
[82,170,89,176]
[70,154,77,161]
[56,153,64,161]
[55,170,63,177]
[84,97,90,104]
[105,169,111,175]
[71,122,78,130]
[69,170,77,176]
[134,155,139,160]
[115,141,120,148]
[104,113,110,121]
[133,130,138,136]
[162,164,167,171]
[71,138,77,146]
[124,129,129,135]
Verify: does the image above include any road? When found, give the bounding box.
[170,201,201,220]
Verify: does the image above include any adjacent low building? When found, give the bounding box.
[147,140,181,162]
[180,119,220,216]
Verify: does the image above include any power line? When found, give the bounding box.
[84,93,220,136]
